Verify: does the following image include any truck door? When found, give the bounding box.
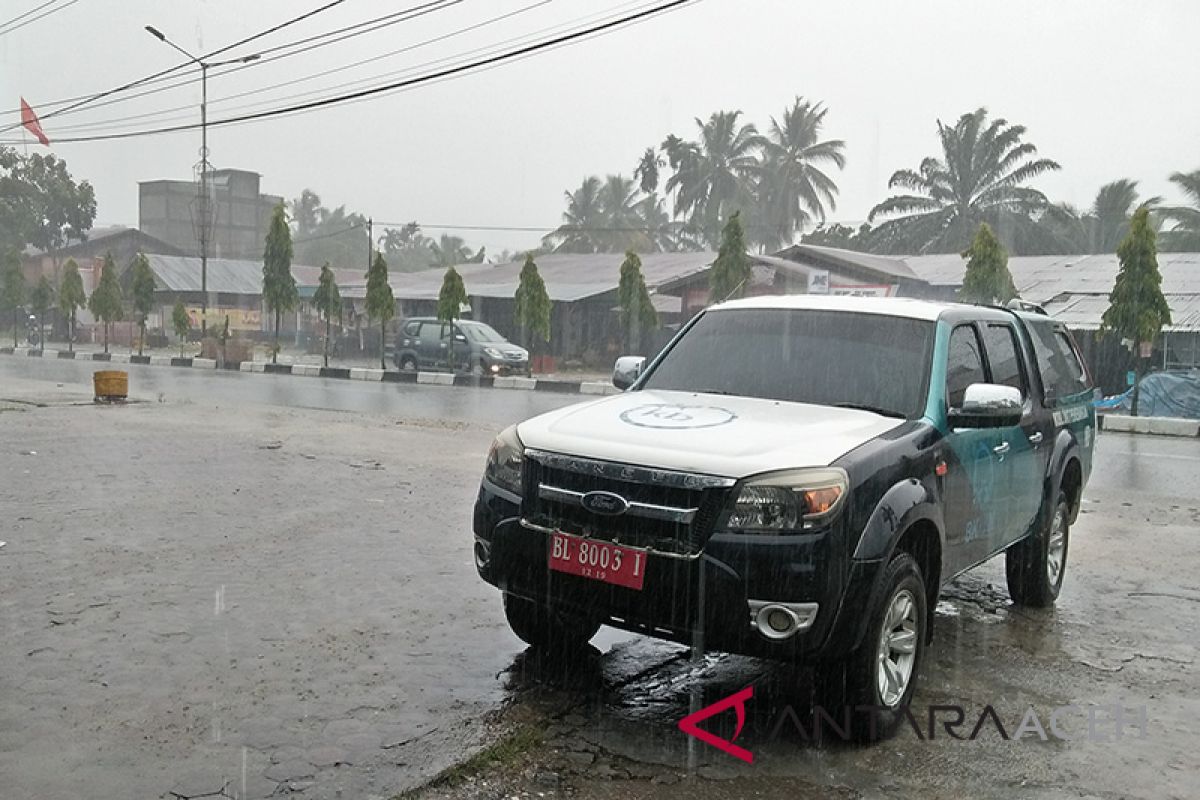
[980,321,1049,549]
[941,323,1007,572]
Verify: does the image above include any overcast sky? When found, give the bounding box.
[3,0,1198,257]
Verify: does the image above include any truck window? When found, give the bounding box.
[982,323,1027,398]
[418,321,443,341]
[1028,322,1089,401]
[946,325,986,409]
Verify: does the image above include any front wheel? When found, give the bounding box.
[503,593,600,649]
[814,552,927,742]
[398,354,417,373]
[1006,490,1069,607]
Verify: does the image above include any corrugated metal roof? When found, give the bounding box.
[344,252,718,303]
[1043,293,1200,333]
[905,253,1200,300]
[147,254,361,295]
[907,252,1200,332]
[777,243,921,282]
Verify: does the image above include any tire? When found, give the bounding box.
[472,359,486,377]
[503,593,600,649]
[398,355,417,373]
[1006,490,1069,607]
[813,552,927,743]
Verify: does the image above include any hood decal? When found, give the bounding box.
[619,403,737,430]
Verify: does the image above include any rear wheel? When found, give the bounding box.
[398,354,417,373]
[1006,490,1070,607]
[503,593,600,649]
[814,552,927,742]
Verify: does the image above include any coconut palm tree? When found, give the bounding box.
[1159,169,1200,251]
[547,176,605,253]
[868,108,1060,254]
[663,111,764,247]
[429,234,475,268]
[755,98,846,251]
[1038,180,1158,254]
[634,147,663,196]
[597,174,654,253]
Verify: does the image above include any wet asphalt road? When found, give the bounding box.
[2,358,1198,800]
[0,354,573,426]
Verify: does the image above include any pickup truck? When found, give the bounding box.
[472,295,1095,739]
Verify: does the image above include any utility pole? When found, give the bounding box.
[367,217,373,272]
[145,25,259,335]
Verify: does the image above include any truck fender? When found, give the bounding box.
[852,478,944,562]
[1043,431,1082,524]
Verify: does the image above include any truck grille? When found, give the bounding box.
[522,449,735,556]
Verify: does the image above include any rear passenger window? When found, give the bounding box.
[418,322,443,341]
[1028,322,1090,401]
[946,325,986,408]
[403,321,421,336]
[982,324,1026,398]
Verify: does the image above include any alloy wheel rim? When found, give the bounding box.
[876,588,919,707]
[1047,505,1067,586]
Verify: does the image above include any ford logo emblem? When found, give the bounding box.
[581,490,630,516]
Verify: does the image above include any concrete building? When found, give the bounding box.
[139,169,282,261]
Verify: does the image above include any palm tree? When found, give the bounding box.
[429,234,474,267]
[597,174,654,253]
[663,111,763,247]
[756,98,846,251]
[868,108,1060,254]
[547,176,605,253]
[1039,180,1157,254]
[634,147,663,196]
[1159,169,1200,251]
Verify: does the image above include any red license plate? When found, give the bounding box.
[548,531,647,591]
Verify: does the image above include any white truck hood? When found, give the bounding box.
[516,389,906,479]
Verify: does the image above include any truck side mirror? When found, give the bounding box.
[948,383,1023,428]
[612,356,646,390]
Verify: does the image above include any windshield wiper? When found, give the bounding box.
[832,401,905,419]
[691,388,741,396]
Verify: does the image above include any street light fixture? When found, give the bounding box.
[144,25,259,334]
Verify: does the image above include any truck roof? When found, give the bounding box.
[710,294,959,321]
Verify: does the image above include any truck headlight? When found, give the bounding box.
[484,347,504,359]
[484,424,524,495]
[724,468,848,532]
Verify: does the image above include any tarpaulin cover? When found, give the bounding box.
[1117,370,1200,419]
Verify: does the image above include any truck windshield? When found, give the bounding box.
[641,308,935,419]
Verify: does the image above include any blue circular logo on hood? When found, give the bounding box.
[619,403,737,429]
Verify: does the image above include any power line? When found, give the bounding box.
[2,0,455,125]
[0,0,82,38]
[39,0,698,144]
[0,0,350,131]
[42,0,561,136]
[0,0,62,31]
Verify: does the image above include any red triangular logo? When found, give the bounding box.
[677,685,754,763]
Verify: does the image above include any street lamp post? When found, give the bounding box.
[145,26,258,335]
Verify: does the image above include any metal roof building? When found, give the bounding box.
[904,252,1200,332]
[341,251,718,303]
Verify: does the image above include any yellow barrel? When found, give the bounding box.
[93,370,128,401]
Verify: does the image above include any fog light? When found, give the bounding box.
[748,600,819,641]
[766,608,792,633]
[473,539,491,570]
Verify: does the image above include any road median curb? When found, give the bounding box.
[1,348,621,399]
[1098,413,1200,437]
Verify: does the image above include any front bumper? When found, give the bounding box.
[473,481,881,662]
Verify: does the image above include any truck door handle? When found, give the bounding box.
[993,442,1011,456]
[1028,432,1044,445]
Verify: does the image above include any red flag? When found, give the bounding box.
[20,98,50,147]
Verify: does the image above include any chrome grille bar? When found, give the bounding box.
[537,483,698,524]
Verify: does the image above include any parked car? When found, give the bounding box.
[472,295,1095,740]
[393,318,528,375]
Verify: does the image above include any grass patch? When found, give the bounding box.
[394,723,544,798]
